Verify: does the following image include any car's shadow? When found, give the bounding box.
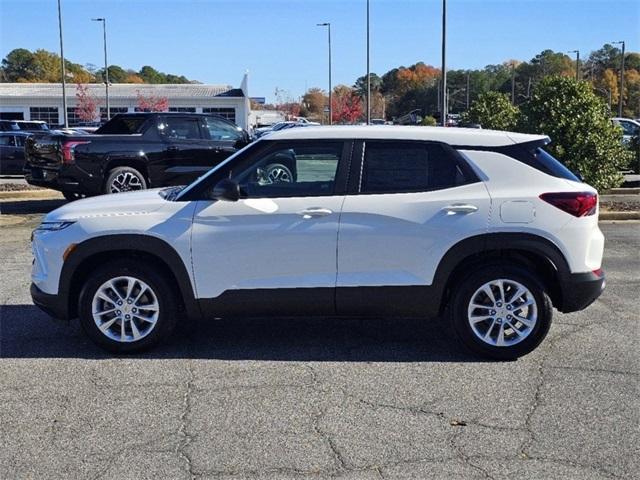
[0,304,483,362]
[0,199,66,215]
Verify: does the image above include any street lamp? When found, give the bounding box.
[366,0,370,124]
[612,41,625,117]
[92,18,110,121]
[57,0,68,128]
[317,22,332,125]
[568,50,580,81]
[440,0,447,126]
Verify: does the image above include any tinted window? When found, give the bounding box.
[231,142,342,198]
[533,148,580,182]
[361,142,465,194]
[619,121,640,136]
[96,115,148,134]
[158,117,202,140]
[15,136,27,147]
[205,117,242,141]
[0,135,14,146]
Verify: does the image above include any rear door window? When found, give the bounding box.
[158,117,203,140]
[359,141,469,194]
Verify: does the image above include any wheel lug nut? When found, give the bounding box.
[127,299,132,304]
[496,302,502,307]
[125,314,130,319]
[118,301,123,306]
[491,310,496,315]
[116,310,121,315]
[507,315,512,320]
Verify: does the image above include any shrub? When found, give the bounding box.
[520,77,630,191]
[462,92,519,131]
[421,115,437,126]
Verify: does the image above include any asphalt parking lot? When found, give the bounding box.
[0,201,638,480]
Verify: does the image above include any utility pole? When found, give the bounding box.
[613,41,625,117]
[511,63,516,105]
[440,0,447,126]
[569,50,580,81]
[317,23,332,124]
[366,0,371,124]
[527,77,532,99]
[92,18,109,121]
[57,0,68,128]
[465,71,470,110]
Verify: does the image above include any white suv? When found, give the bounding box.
[31,126,605,359]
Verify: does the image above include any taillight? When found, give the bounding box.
[61,141,90,164]
[539,192,598,217]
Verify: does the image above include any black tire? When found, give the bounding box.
[449,264,552,360]
[264,163,294,183]
[104,166,147,194]
[78,260,178,353]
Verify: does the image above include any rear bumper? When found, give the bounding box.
[560,270,606,313]
[31,283,70,320]
[24,164,100,194]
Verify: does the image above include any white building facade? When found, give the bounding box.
[0,74,251,129]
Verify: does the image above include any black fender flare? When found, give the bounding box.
[60,234,201,320]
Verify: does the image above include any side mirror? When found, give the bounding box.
[210,178,240,201]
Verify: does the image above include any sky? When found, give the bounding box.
[0,0,638,102]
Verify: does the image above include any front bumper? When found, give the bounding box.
[560,270,606,313]
[31,283,70,320]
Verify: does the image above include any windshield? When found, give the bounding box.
[96,115,148,134]
[175,140,262,200]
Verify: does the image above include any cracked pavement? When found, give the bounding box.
[0,209,638,479]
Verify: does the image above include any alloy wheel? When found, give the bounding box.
[467,279,538,347]
[91,276,159,343]
[110,172,144,193]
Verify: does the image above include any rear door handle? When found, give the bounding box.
[167,145,179,152]
[442,204,478,214]
[299,207,333,219]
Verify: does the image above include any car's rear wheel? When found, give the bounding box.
[264,163,293,183]
[450,265,552,360]
[105,166,147,194]
[78,260,177,353]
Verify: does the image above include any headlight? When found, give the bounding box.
[35,221,75,232]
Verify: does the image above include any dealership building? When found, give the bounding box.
[0,74,251,129]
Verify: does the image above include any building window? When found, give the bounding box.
[168,107,196,113]
[29,107,59,125]
[203,107,236,123]
[67,107,80,125]
[100,107,129,122]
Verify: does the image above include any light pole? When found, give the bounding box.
[57,0,68,128]
[92,18,109,121]
[317,23,332,125]
[511,62,516,105]
[569,50,580,81]
[465,70,470,110]
[440,0,447,126]
[612,40,625,117]
[366,0,371,124]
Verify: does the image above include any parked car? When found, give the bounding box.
[0,120,49,132]
[24,113,250,200]
[254,121,310,138]
[31,126,605,359]
[0,131,31,175]
[611,117,640,144]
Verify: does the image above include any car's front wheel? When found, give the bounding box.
[450,265,552,360]
[78,260,177,353]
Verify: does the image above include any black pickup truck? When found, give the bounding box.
[24,113,250,199]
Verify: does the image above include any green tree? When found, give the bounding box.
[521,76,630,190]
[463,92,519,130]
[1,48,38,81]
[139,65,165,83]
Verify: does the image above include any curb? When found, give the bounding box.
[0,189,63,201]
[604,188,640,195]
[599,211,640,220]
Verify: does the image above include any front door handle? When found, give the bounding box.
[299,207,333,219]
[166,145,179,152]
[442,204,478,214]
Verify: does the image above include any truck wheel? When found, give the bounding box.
[264,163,293,183]
[105,166,147,194]
[449,265,552,360]
[78,260,177,353]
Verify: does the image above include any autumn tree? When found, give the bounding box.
[301,87,327,118]
[74,83,100,122]
[136,90,169,112]
[331,85,363,124]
